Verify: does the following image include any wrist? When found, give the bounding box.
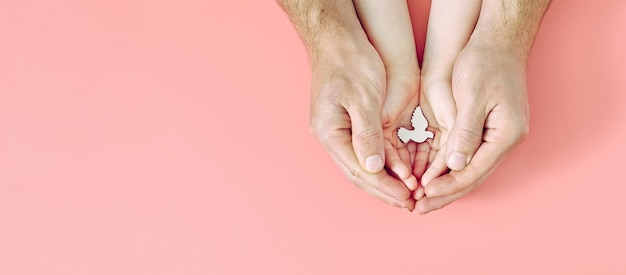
[309,27,370,61]
[308,29,376,73]
[470,0,550,61]
[281,0,369,61]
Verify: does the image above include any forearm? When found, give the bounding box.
[422,0,482,76]
[471,0,551,61]
[276,0,369,59]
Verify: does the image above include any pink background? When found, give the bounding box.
[1,0,625,274]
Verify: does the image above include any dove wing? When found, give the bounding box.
[411,106,429,131]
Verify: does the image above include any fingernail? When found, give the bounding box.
[365,155,383,173]
[421,177,430,187]
[447,151,467,171]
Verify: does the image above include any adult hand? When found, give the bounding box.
[278,0,415,210]
[417,40,530,214]
[309,34,415,210]
[416,0,550,214]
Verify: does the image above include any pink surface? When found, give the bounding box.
[1,0,625,274]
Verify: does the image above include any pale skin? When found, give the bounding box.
[277,0,550,214]
[352,0,425,199]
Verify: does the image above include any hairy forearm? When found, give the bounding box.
[472,0,551,60]
[276,0,368,58]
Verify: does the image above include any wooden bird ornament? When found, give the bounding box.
[397,106,434,144]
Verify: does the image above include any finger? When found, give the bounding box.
[397,142,412,171]
[348,99,386,174]
[384,140,418,191]
[425,133,514,198]
[407,142,417,168]
[421,82,454,173]
[422,0,481,175]
[384,140,410,180]
[416,187,472,214]
[425,129,440,164]
[413,185,426,201]
[412,141,430,182]
[361,182,416,211]
[397,142,418,191]
[323,128,412,201]
[421,149,449,187]
[445,101,486,171]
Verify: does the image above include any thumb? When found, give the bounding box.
[349,103,385,174]
[445,103,485,171]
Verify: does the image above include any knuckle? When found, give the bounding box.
[308,116,331,145]
[341,165,362,186]
[347,168,361,183]
[363,78,385,98]
[459,162,484,187]
[455,127,483,145]
[354,129,383,148]
[336,162,366,190]
[509,122,530,144]
[316,76,384,113]
[309,122,329,145]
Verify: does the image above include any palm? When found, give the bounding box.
[379,76,427,195]
[415,81,458,189]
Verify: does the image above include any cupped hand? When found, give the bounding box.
[351,0,427,201]
[380,71,427,200]
[414,0,482,212]
[417,40,530,214]
[308,34,415,210]
[414,75,456,200]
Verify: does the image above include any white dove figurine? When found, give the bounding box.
[397,106,434,144]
